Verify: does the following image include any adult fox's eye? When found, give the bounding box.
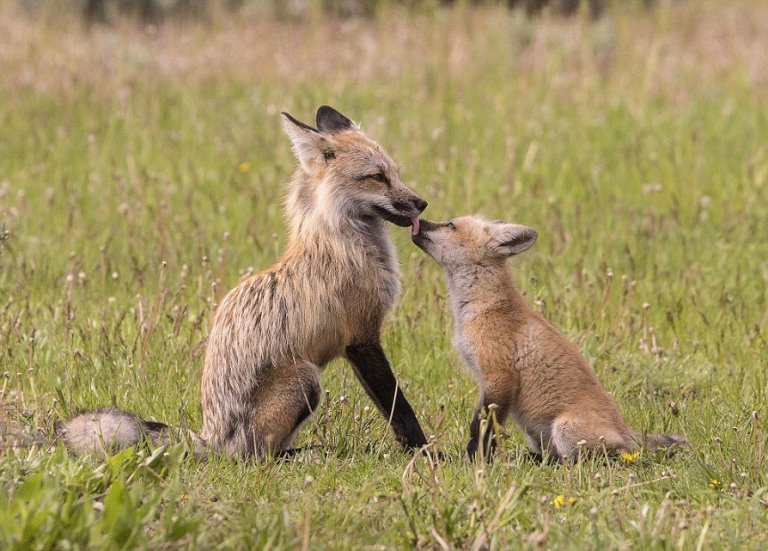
[370,172,388,184]
[446,221,456,230]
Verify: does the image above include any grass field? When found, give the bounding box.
[1,1,767,548]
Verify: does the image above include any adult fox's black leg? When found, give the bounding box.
[345,342,428,451]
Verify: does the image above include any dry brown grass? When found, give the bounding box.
[2,1,767,102]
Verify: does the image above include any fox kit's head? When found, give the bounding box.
[412,215,538,270]
[281,106,427,231]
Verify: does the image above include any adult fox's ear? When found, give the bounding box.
[488,223,538,257]
[316,105,358,134]
[281,112,329,172]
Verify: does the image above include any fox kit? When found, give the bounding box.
[412,216,684,462]
[57,106,430,459]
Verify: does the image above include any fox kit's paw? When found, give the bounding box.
[466,439,498,463]
[550,416,628,462]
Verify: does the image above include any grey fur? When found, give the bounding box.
[55,408,206,457]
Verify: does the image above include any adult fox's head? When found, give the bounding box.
[412,215,538,270]
[281,106,427,231]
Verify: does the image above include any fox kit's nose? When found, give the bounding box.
[418,219,438,232]
[414,198,428,213]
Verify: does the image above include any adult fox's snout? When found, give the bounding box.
[390,197,428,216]
[374,192,428,228]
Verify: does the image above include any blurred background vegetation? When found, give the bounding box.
[2,0,767,547]
[17,0,662,25]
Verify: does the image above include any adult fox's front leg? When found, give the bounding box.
[345,342,428,451]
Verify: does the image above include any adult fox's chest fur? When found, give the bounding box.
[208,219,401,373]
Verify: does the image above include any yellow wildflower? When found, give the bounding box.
[552,495,577,508]
[238,161,252,173]
[620,450,641,463]
[708,478,720,490]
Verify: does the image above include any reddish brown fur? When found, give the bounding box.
[413,216,684,462]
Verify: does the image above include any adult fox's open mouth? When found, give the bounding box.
[372,205,417,228]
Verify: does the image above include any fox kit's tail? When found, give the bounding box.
[630,430,686,451]
[55,409,206,457]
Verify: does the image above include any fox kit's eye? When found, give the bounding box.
[446,221,456,230]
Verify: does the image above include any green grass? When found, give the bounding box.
[1,1,768,549]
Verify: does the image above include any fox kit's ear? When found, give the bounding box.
[316,105,358,134]
[281,112,327,172]
[488,223,538,257]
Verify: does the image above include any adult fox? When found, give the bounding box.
[58,106,430,459]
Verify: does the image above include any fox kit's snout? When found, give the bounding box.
[415,215,684,462]
[412,217,537,268]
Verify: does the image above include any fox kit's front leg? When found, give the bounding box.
[466,391,513,462]
[345,342,428,451]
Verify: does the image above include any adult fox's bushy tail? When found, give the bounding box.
[55,409,206,456]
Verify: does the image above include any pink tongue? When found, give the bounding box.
[411,217,420,236]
